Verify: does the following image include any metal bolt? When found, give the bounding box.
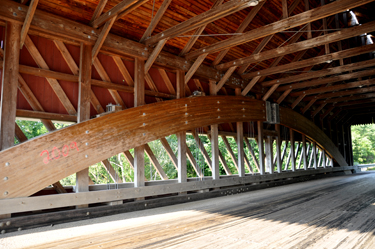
[161,33,164,37]
[88,35,91,39]
[0,223,4,228]
[86,130,89,134]
[203,49,206,52]
[185,104,187,107]
[85,143,89,146]
[290,86,292,88]
[3,177,8,181]
[185,121,188,124]
[217,101,220,104]
[86,212,90,215]
[5,162,9,166]
[108,11,111,15]
[3,192,8,196]
[143,113,146,116]
[18,228,22,231]
[13,12,17,17]
[218,116,220,119]
[143,133,146,136]
[143,123,146,126]
[18,7,22,10]
[85,155,88,158]
[277,80,279,83]
[217,109,220,111]
[91,30,95,34]
[185,113,188,115]
[243,115,245,117]
[257,72,260,75]
[145,203,147,207]
[6,221,10,226]
[1,230,5,234]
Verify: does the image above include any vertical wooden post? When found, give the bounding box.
[76,43,92,199]
[341,125,346,161]
[257,121,265,175]
[235,88,245,177]
[313,141,317,169]
[265,136,274,174]
[302,134,307,170]
[210,81,219,179]
[0,22,21,151]
[177,70,187,183]
[134,58,145,187]
[275,124,282,173]
[290,129,296,171]
[322,150,326,168]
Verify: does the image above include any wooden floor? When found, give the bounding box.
[1,172,375,249]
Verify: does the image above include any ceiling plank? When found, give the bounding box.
[185,0,372,60]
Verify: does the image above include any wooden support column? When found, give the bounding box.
[290,129,296,171]
[134,58,145,187]
[177,70,187,183]
[313,141,318,169]
[302,134,307,170]
[0,22,21,152]
[257,121,265,175]
[275,124,282,173]
[210,81,220,179]
[322,150,326,168]
[265,136,274,174]
[235,88,244,177]
[76,44,92,208]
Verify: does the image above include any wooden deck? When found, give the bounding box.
[1,172,375,248]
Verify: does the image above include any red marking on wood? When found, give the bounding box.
[40,141,78,164]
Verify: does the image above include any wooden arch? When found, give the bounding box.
[0,96,346,199]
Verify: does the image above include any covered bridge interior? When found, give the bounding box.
[0,0,375,243]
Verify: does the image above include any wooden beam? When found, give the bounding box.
[158,69,176,94]
[145,0,258,46]
[20,0,39,48]
[211,0,266,65]
[101,160,123,183]
[16,109,77,122]
[0,0,246,89]
[92,16,117,64]
[185,0,370,59]
[237,0,303,74]
[221,135,239,171]
[277,89,292,104]
[1,22,21,151]
[302,98,317,114]
[179,0,224,56]
[243,43,375,80]
[76,43,92,203]
[144,39,167,73]
[241,76,261,96]
[282,0,288,19]
[244,137,260,172]
[215,66,237,93]
[210,82,220,179]
[262,58,375,88]
[15,123,28,143]
[140,0,172,43]
[291,94,306,109]
[290,129,296,171]
[90,0,108,23]
[304,0,312,39]
[90,0,147,28]
[265,136,274,174]
[113,56,134,86]
[159,137,177,169]
[176,70,187,182]
[321,0,330,54]
[312,141,317,169]
[257,121,265,174]
[134,57,145,187]
[144,144,169,180]
[283,69,375,93]
[192,130,212,170]
[185,53,208,84]
[216,21,375,71]
[292,78,375,98]
[318,92,375,105]
[24,36,77,115]
[275,124,282,173]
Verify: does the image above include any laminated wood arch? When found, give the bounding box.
[0,96,346,199]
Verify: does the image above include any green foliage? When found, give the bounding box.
[351,124,375,165]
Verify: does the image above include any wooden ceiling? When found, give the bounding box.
[3,0,375,126]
